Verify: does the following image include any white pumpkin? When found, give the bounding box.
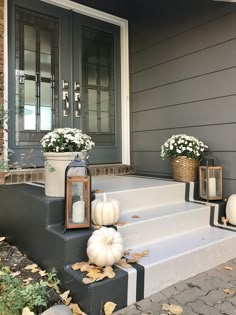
[226,194,236,225]
[87,227,124,267]
[91,193,120,226]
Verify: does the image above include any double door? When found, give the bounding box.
[9,0,121,165]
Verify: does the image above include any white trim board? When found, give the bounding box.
[41,0,130,165]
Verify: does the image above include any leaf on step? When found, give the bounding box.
[116,221,127,226]
[22,307,35,315]
[162,303,170,311]
[69,303,87,315]
[39,270,47,277]
[221,217,229,226]
[169,304,183,314]
[104,301,117,315]
[128,249,149,263]
[24,264,39,273]
[103,266,116,279]
[131,215,140,218]
[72,262,90,271]
[223,288,235,295]
[82,277,94,284]
[124,249,131,255]
[0,236,5,242]
[224,266,233,271]
[23,277,33,285]
[116,258,132,269]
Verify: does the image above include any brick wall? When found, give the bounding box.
[0,0,3,160]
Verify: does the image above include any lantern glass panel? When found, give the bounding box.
[200,167,207,196]
[66,176,90,228]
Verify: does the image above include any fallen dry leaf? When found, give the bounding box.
[69,303,87,315]
[162,303,170,311]
[72,262,90,272]
[224,266,233,271]
[60,290,70,302]
[116,222,127,226]
[23,277,33,285]
[104,302,117,315]
[39,270,47,277]
[169,304,183,315]
[131,215,140,218]
[11,271,21,277]
[129,249,149,263]
[221,217,229,226]
[103,266,116,279]
[223,288,235,295]
[0,236,5,242]
[22,307,35,315]
[116,258,132,269]
[24,264,39,273]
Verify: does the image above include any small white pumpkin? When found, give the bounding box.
[87,227,124,267]
[91,193,120,226]
[226,194,236,225]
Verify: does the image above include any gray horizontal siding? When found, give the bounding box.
[131,10,236,73]
[132,96,236,131]
[132,124,236,152]
[129,1,236,196]
[132,67,236,112]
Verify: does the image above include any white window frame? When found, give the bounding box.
[4,0,130,165]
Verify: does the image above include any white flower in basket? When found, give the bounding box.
[160,134,208,182]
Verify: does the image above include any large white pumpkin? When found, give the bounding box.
[91,193,120,226]
[226,194,236,225]
[87,227,124,267]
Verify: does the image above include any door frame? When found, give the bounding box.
[4,0,130,165]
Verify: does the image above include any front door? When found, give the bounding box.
[8,0,121,166]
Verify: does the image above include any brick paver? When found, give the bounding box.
[114,257,236,315]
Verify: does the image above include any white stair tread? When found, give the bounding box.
[118,201,209,224]
[125,226,236,266]
[92,175,182,193]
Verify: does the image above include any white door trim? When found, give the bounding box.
[41,0,130,165]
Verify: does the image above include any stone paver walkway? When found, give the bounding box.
[114,257,236,315]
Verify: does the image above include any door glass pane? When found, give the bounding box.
[41,82,51,105]
[88,111,98,132]
[88,89,97,110]
[40,53,51,78]
[15,8,59,146]
[24,50,36,75]
[24,105,36,130]
[100,91,109,111]
[24,25,36,51]
[40,30,51,54]
[24,80,35,105]
[82,27,115,145]
[40,106,52,130]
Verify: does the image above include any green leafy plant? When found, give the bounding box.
[0,268,49,315]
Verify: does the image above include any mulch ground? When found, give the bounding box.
[0,239,62,311]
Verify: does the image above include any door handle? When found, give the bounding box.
[62,80,69,117]
[63,91,69,117]
[75,92,81,118]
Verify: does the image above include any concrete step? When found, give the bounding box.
[94,176,186,211]
[120,226,236,302]
[116,202,211,248]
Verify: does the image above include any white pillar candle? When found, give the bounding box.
[72,200,85,223]
[208,177,216,197]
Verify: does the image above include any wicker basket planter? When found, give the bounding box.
[170,156,199,182]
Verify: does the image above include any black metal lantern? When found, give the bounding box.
[65,155,91,229]
[199,154,223,201]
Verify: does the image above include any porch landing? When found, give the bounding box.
[0,176,235,315]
